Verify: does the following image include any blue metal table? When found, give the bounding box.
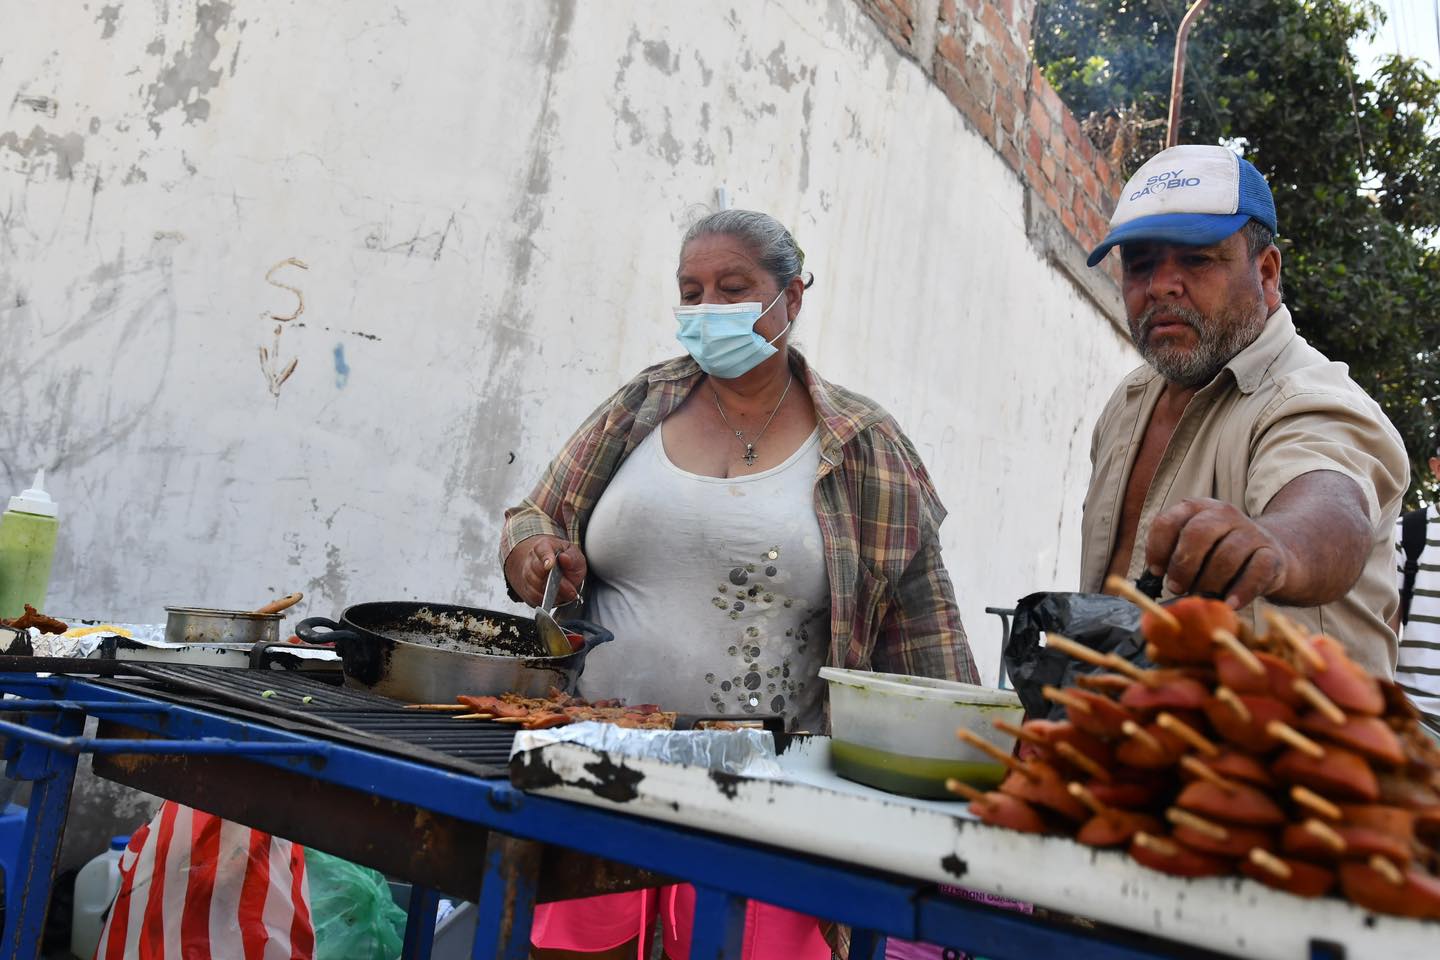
[0,671,1263,960]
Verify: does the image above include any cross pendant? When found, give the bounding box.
[743,444,757,466]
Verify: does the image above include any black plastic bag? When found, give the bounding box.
[1003,591,1154,720]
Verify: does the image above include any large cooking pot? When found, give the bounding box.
[165,606,283,646]
[294,601,614,703]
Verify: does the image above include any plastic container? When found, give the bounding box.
[0,469,60,620]
[71,835,128,960]
[819,667,1023,799]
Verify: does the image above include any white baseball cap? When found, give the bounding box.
[1087,145,1278,267]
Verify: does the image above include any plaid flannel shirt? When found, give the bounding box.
[500,348,978,684]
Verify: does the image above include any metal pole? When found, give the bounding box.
[1166,0,1213,147]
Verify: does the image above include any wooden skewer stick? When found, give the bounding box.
[1105,575,1180,631]
[1214,686,1252,723]
[1121,720,1165,754]
[1041,685,1093,714]
[1145,642,1162,663]
[451,713,496,721]
[1103,654,1159,686]
[404,703,470,711]
[1370,855,1405,887]
[956,729,1037,780]
[1293,679,1346,725]
[1249,848,1293,880]
[1132,832,1182,857]
[1303,818,1347,853]
[945,778,986,802]
[1044,635,1156,686]
[1067,781,1110,816]
[1267,720,1326,759]
[1054,741,1111,782]
[1181,755,1239,794]
[1167,806,1229,840]
[1264,610,1326,671]
[1291,786,1342,821]
[1156,712,1220,757]
[993,719,1046,745]
[491,716,530,724]
[1212,629,1265,675]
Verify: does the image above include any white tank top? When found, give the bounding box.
[581,423,830,732]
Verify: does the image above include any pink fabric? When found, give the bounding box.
[531,885,829,959]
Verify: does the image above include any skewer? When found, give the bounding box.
[993,719,1046,745]
[1067,781,1109,816]
[1167,806,1229,840]
[1293,679,1346,725]
[1181,756,1239,793]
[1291,786,1342,821]
[1264,611,1326,671]
[1054,741,1111,782]
[451,713,495,721]
[945,779,986,802]
[1266,720,1326,759]
[1043,635,1155,686]
[1121,720,1164,754]
[1156,712,1220,757]
[1132,832,1182,857]
[1369,855,1405,886]
[1145,643,1162,663]
[1214,686,1252,723]
[404,703,470,711]
[1105,575,1180,631]
[1041,685,1093,714]
[1103,654,1158,686]
[956,729,1037,780]
[1303,818,1347,853]
[1075,673,1134,695]
[1248,848,1293,880]
[1212,629,1265,675]
[491,716,530,724]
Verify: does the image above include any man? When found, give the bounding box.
[1395,448,1440,727]
[1081,144,1409,675]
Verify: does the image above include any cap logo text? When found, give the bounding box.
[1130,169,1202,201]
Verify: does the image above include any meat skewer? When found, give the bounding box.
[1211,629,1264,676]
[1042,685,1134,738]
[1295,711,1406,767]
[1166,807,1274,858]
[1338,861,1440,919]
[1155,712,1220,757]
[1264,611,1326,672]
[1178,750,1274,790]
[957,729,1089,820]
[1117,719,1186,768]
[946,781,1052,835]
[1129,832,1232,877]
[1070,783,1163,848]
[1204,687,1298,752]
[1176,779,1286,826]
[1241,849,1336,898]
[1292,786,1343,821]
[1272,745,1381,803]
[1267,721,1326,760]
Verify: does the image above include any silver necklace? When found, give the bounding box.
[710,375,794,466]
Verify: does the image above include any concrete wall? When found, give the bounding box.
[1,0,1135,689]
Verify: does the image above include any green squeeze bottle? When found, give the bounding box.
[0,469,60,619]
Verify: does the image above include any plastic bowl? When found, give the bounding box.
[820,666,1023,799]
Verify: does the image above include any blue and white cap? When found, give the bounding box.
[1087,145,1277,267]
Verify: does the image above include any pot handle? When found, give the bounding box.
[294,616,360,648]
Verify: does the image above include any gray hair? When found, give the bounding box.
[681,209,812,290]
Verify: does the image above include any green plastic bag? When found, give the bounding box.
[304,849,408,960]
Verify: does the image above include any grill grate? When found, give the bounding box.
[97,664,518,777]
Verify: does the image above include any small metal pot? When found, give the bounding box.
[164,606,283,646]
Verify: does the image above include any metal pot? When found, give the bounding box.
[164,607,282,646]
[294,601,615,703]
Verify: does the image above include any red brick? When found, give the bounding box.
[996,89,1017,133]
[934,30,966,72]
[980,4,1010,43]
[1040,151,1057,184]
[1026,129,1044,165]
[1065,144,1088,180]
[934,61,972,116]
[1061,207,1079,235]
[1043,183,1061,215]
[1022,157,1044,188]
[1027,95,1051,141]
[1061,109,1082,145]
[1000,137,1021,173]
[940,0,958,21]
[1082,167,1101,204]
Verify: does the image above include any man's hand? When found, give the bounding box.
[1145,498,1293,609]
[504,535,588,607]
[1144,471,1372,610]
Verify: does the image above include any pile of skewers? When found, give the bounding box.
[947,575,1440,918]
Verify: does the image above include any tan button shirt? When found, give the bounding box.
[1080,305,1410,675]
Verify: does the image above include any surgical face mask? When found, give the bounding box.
[673,289,790,380]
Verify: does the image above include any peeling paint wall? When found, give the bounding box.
[1,0,1134,685]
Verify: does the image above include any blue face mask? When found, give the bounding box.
[673,289,790,380]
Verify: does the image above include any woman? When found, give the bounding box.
[501,210,978,959]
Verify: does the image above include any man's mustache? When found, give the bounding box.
[1135,304,1205,339]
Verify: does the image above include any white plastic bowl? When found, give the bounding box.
[819,667,1024,798]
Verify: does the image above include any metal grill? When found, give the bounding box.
[97,664,518,777]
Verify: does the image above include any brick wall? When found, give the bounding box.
[857,0,1126,317]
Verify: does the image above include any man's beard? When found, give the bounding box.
[1130,300,1267,388]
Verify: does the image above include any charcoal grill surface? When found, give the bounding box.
[96,664,518,777]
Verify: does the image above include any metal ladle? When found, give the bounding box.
[535,565,574,657]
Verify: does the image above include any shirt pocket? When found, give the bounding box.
[848,564,892,667]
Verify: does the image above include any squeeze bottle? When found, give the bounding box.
[0,469,60,619]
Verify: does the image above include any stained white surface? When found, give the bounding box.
[519,737,1440,958]
[0,0,1136,685]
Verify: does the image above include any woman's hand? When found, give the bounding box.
[504,535,588,607]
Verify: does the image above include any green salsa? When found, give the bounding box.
[831,739,1005,799]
